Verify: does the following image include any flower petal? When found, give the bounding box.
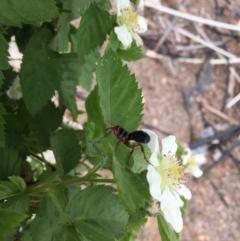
[114,25,132,49]
[194,153,207,166]
[161,186,183,233]
[137,16,148,33]
[177,185,192,200]
[149,152,160,166]
[147,165,162,202]
[142,129,159,154]
[191,166,203,178]
[131,32,143,46]
[181,148,191,165]
[161,135,177,156]
[115,0,130,13]
[173,192,184,207]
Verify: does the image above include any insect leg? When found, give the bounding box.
[139,144,152,165]
[115,139,122,152]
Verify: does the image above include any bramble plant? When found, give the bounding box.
[0,0,201,240]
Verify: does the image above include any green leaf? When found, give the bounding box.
[79,48,100,91]
[51,129,81,173]
[112,156,151,214]
[180,196,188,216]
[0,103,6,147]
[66,185,129,241]
[117,42,146,61]
[8,176,26,191]
[22,231,33,241]
[22,101,62,133]
[95,0,111,11]
[176,142,184,158]
[157,213,179,241]
[77,4,112,64]
[120,210,147,241]
[51,3,73,53]
[51,24,70,53]
[108,31,120,52]
[0,208,27,241]
[29,217,56,241]
[59,80,78,120]
[20,101,62,148]
[0,176,26,200]
[0,181,19,199]
[71,0,91,18]
[96,49,143,131]
[0,147,22,181]
[85,86,105,132]
[0,33,9,147]
[57,53,80,119]
[0,193,29,213]
[0,33,9,70]
[20,29,62,116]
[0,0,58,26]
[71,0,111,19]
[28,189,68,241]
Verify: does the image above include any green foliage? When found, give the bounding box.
[0,102,6,147]
[0,2,186,240]
[66,185,129,241]
[0,208,27,241]
[79,48,100,91]
[20,29,62,116]
[51,129,81,173]
[96,49,143,131]
[0,176,26,200]
[157,213,179,241]
[0,33,9,71]
[0,147,22,180]
[0,33,9,147]
[176,142,185,158]
[71,0,111,19]
[117,42,146,61]
[85,86,105,132]
[77,4,112,64]
[112,157,151,214]
[0,193,29,213]
[0,0,58,26]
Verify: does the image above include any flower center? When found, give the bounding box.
[118,5,139,32]
[186,157,197,168]
[156,154,187,191]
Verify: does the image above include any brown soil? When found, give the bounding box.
[131,1,240,240]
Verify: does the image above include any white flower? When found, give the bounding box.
[181,148,207,178]
[6,76,22,100]
[142,129,191,233]
[114,0,147,49]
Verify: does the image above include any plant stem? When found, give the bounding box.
[47,189,70,224]
[26,178,115,195]
[58,8,72,13]
[56,178,115,189]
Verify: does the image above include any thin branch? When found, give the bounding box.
[203,140,240,175]
[154,0,189,51]
[199,98,239,125]
[176,40,229,51]
[189,125,240,149]
[146,50,240,65]
[176,28,237,59]
[144,1,240,32]
[226,93,240,108]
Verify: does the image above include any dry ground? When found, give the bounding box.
[128,1,240,240]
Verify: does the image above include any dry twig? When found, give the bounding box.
[144,1,240,32]
[199,98,239,125]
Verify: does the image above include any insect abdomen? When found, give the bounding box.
[128,131,150,144]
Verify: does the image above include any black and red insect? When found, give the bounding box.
[105,121,151,164]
